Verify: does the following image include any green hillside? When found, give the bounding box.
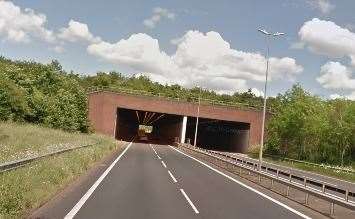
[0,122,120,218]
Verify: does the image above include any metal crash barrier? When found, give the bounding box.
[179,144,355,216]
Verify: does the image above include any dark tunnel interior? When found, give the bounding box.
[115,107,250,153]
[115,108,182,144]
[185,118,250,153]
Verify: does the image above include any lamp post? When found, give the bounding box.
[257,28,285,170]
[193,86,202,147]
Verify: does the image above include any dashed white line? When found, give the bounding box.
[161,160,167,168]
[168,170,178,183]
[170,146,311,219]
[180,189,199,214]
[64,142,133,219]
[150,144,161,159]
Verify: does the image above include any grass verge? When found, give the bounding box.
[248,152,355,183]
[0,122,122,218]
[262,157,355,183]
[0,122,105,163]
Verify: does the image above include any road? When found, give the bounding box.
[32,142,316,219]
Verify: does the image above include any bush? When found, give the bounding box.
[0,57,89,132]
[266,84,355,166]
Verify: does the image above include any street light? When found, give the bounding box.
[257,28,285,171]
[193,86,202,147]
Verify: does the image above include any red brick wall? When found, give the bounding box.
[88,91,267,147]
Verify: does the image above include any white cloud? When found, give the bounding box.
[301,18,355,100]
[345,23,355,32]
[329,93,342,99]
[306,0,335,14]
[347,92,355,100]
[351,55,355,67]
[58,19,101,43]
[51,45,64,53]
[329,92,355,101]
[290,42,305,50]
[299,18,355,66]
[143,7,175,29]
[251,88,264,97]
[0,1,55,43]
[88,31,303,94]
[88,33,173,75]
[170,36,184,45]
[317,62,355,90]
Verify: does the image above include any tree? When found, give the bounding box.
[0,77,29,121]
[266,85,328,161]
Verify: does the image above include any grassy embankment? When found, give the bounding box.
[247,147,355,183]
[262,156,355,183]
[0,122,122,218]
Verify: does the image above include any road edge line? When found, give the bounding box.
[64,141,133,219]
[170,146,311,219]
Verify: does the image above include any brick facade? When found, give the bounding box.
[88,91,266,147]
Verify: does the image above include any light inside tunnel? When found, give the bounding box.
[138,125,153,133]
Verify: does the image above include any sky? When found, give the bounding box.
[1,0,355,99]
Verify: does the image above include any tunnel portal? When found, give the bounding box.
[116,108,183,144]
[115,107,250,153]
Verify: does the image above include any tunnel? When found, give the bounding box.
[114,107,250,153]
[115,108,183,144]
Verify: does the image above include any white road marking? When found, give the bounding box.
[168,170,178,183]
[180,189,199,214]
[161,160,167,168]
[151,145,157,154]
[150,144,161,159]
[64,142,133,219]
[170,146,311,219]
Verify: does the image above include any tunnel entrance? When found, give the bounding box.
[115,107,250,153]
[115,108,183,144]
[185,117,250,153]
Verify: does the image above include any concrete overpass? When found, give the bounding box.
[88,91,267,153]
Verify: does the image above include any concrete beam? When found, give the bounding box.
[180,116,187,143]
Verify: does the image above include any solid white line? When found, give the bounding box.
[170,146,311,219]
[168,170,177,183]
[180,189,199,214]
[64,142,133,219]
[157,154,161,159]
[161,160,167,168]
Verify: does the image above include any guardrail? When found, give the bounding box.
[211,150,355,195]
[0,141,100,173]
[87,86,268,111]
[259,153,355,174]
[179,144,355,215]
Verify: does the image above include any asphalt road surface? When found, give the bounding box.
[33,142,315,219]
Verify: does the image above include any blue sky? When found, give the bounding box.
[1,0,355,99]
